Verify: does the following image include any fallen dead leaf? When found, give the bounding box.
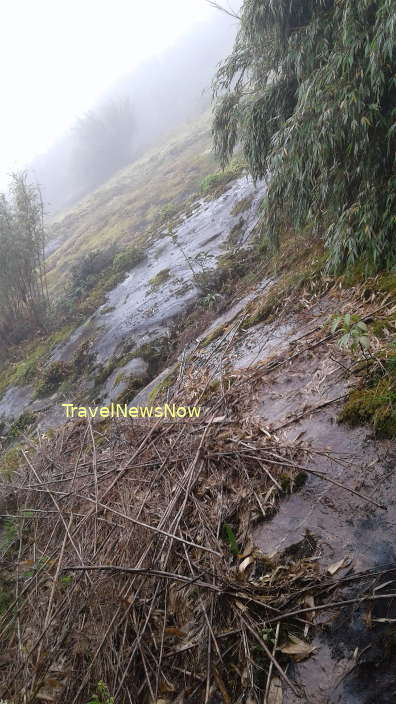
[239,540,254,559]
[239,555,255,574]
[279,634,317,662]
[267,676,283,704]
[327,557,351,575]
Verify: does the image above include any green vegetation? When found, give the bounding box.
[213,0,396,272]
[201,322,228,347]
[223,523,240,556]
[86,681,114,704]
[339,375,396,438]
[148,267,171,289]
[7,412,36,440]
[112,245,145,273]
[0,446,24,479]
[0,517,18,552]
[148,370,177,402]
[200,158,245,197]
[338,275,396,438]
[46,114,216,296]
[74,98,135,194]
[0,173,48,350]
[231,195,253,217]
[36,360,72,397]
[330,314,371,354]
[0,324,75,397]
[243,246,326,329]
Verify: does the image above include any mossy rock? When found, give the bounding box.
[148,268,171,289]
[339,378,396,438]
[148,371,177,403]
[231,195,254,217]
[115,374,150,405]
[36,360,72,397]
[201,323,227,347]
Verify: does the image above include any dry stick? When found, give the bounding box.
[114,581,162,700]
[30,514,72,698]
[87,416,98,551]
[79,495,221,556]
[238,613,300,698]
[135,426,186,520]
[260,450,387,510]
[264,622,280,704]
[155,583,168,701]
[235,448,385,511]
[15,502,27,659]
[272,394,348,431]
[265,592,396,625]
[114,427,214,700]
[258,460,283,491]
[74,418,163,531]
[237,301,391,387]
[22,451,91,574]
[72,436,207,701]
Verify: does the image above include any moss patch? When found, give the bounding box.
[200,158,246,198]
[339,377,396,438]
[201,323,228,347]
[7,412,36,441]
[36,360,72,397]
[148,268,171,290]
[231,195,254,217]
[148,370,177,403]
[115,374,150,405]
[0,445,23,479]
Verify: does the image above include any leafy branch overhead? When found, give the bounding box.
[212,0,396,272]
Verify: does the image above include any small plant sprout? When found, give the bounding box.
[86,681,114,704]
[330,313,371,355]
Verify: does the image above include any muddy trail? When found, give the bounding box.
[1,268,395,703]
[194,291,396,702]
[0,158,395,702]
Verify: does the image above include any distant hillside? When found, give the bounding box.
[45,113,218,296]
[31,16,237,214]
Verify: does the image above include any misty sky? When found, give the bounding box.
[0,0,236,187]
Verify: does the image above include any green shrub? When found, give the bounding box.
[213,0,396,272]
[112,246,145,273]
[8,412,36,439]
[148,268,171,289]
[36,360,72,396]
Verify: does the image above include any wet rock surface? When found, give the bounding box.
[0,175,265,425]
[52,175,264,367]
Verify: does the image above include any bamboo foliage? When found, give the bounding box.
[212,0,396,271]
[0,173,48,347]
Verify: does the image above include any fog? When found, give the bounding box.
[7,4,240,213]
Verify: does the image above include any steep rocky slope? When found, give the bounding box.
[0,113,396,703]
